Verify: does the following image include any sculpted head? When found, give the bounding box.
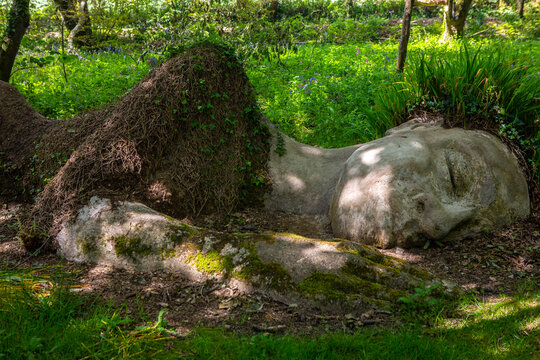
[329,120,529,248]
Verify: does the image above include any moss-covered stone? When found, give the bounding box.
[78,237,97,256]
[113,236,153,259]
[58,198,452,313]
[183,236,293,290]
[187,250,234,274]
[342,259,395,285]
[403,265,434,281]
[233,247,294,290]
[167,223,200,244]
[298,272,406,303]
[336,242,386,264]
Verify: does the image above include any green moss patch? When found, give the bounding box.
[167,223,200,244]
[298,272,406,302]
[187,251,234,274]
[234,253,294,290]
[79,238,98,256]
[113,236,153,259]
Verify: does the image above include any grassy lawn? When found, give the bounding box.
[0,266,538,359]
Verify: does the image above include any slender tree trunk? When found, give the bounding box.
[454,0,473,35]
[53,0,92,48]
[442,0,456,41]
[442,0,474,41]
[0,0,30,82]
[67,0,90,55]
[397,0,415,72]
[516,0,525,18]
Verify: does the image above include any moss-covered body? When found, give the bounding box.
[57,197,455,312]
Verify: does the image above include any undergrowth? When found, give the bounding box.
[11,51,151,120]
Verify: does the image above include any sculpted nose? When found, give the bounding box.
[410,192,475,243]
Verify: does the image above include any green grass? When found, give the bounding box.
[0,267,175,360]
[0,267,538,359]
[11,50,151,120]
[246,41,398,147]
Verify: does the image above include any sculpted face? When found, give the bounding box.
[329,121,529,248]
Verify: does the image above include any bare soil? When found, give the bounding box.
[1,202,538,336]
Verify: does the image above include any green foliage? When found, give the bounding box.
[247,42,399,147]
[11,50,151,119]
[274,131,286,156]
[398,283,442,322]
[377,42,540,178]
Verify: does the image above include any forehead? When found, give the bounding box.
[346,130,432,176]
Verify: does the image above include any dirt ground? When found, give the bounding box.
[1,202,538,336]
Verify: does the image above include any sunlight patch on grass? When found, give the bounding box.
[0,266,177,360]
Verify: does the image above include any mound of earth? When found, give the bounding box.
[1,42,270,249]
[0,81,54,198]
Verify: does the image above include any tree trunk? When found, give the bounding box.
[454,0,473,35]
[442,0,455,41]
[416,0,446,5]
[67,1,90,54]
[268,0,279,21]
[397,0,415,73]
[516,0,525,18]
[53,0,78,30]
[442,0,474,41]
[0,0,30,82]
[53,0,93,48]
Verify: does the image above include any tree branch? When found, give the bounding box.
[416,0,446,6]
